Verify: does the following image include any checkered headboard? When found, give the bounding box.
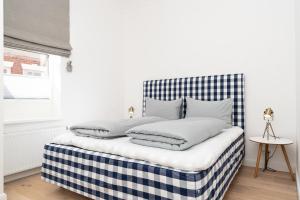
[143,73,245,129]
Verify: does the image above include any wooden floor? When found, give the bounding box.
[4,166,298,200]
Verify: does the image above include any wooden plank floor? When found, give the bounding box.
[4,166,298,200]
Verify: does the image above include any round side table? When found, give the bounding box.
[249,136,295,181]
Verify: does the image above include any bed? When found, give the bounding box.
[42,73,245,200]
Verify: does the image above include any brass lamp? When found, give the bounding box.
[262,107,277,140]
[128,106,135,119]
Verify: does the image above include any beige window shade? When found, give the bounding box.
[4,0,72,57]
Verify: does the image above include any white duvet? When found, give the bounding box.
[52,127,243,171]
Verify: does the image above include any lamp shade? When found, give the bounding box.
[263,108,274,120]
[128,106,134,118]
[128,106,134,113]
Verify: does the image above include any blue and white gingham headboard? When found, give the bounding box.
[143,73,245,129]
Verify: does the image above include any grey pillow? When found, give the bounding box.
[185,97,233,126]
[145,97,182,120]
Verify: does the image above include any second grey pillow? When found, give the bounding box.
[185,97,233,127]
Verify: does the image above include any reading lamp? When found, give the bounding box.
[128,106,135,118]
[262,107,277,140]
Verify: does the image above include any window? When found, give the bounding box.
[3,48,63,123]
[4,48,50,99]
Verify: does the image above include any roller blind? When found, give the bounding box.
[4,0,72,57]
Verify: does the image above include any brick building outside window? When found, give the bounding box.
[3,48,51,99]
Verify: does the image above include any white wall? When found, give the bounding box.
[120,0,296,171]
[63,0,124,125]
[295,0,300,194]
[0,0,6,198]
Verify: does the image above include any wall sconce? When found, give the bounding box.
[128,106,134,118]
[66,60,73,72]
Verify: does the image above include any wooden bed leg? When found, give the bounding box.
[254,143,263,177]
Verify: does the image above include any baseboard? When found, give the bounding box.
[4,167,41,183]
[0,193,7,200]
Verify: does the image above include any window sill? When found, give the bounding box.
[4,117,62,125]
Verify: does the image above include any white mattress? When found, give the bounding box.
[52,127,243,171]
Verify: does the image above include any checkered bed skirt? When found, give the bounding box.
[41,134,244,200]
